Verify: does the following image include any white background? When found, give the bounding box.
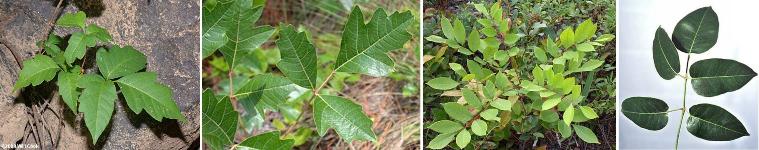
[618,0,759,149]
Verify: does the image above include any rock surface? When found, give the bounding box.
[0,0,200,149]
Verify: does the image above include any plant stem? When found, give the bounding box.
[674,54,691,150]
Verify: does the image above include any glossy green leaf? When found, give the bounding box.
[13,55,60,90]
[579,106,599,119]
[218,2,275,68]
[576,42,595,52]
[471,119,487,136]
[85,24,112,43]
[621,97,669,130]
[77,75,116,143]
[652,27,681,80]
[56,11,86,29]
[462,88,482,109]
[563,106,574,125]
[443,102,473,123]
[202,89,238,150]
[96,46,147,79]
[574,19,597,43]
[427,132,455,149]
[334,7,413,76]
[490,98,512,111]
[542,97,560,110]
[540,111,559,122]
[453,19,467,44]
[440,17,455,41]
[276,24,317,89]
[116,72,185,121]
[559,27,575,48]
[238,131,294,150]
[57,71,80,113]
[480,109,500,121]
[314,95,376,142]
[690,58,756,97]
[456,130,471,148]
[428,120,463,133]
[672,7,718,54]
[64,32,97,64]
[427,77,459,90]
[687,103,749,141]
[573,125,600,144]
[201,0,233,58]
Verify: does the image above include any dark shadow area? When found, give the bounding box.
[73,0,105,18]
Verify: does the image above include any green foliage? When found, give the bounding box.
[13,11,184,143]
[201,1,412,149]
[423,1,614,149]
[621,7,754,149]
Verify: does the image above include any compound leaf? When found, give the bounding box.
[13,55,60,90]
[116,72,185,121]
[334,7,413,76]
[687,103,749,141]
[77,75,116,143]
[672,7,718,54]
[652,27,680,80]
[238,131,294,150]
[276,24,317,89]
[202,89,238,150]
[690,58,756,97]
[56,11,86,29]
[314,95,376,142]
[96,46,147,79]
[573,124,600,144]
[621,97,669,130]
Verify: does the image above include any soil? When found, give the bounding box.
[0,0,200,149]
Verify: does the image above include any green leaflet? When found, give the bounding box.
[442,102,473,123]
[13,55,60,90]
[456,130,471,148]
[440,17,455,43]
[687,103,749,141]
[574,19,597,43]
[56,11,86,29]
[427,132,456,149]
[480,109,500,121]
[116,72,185,121]
[85,24,112,43]
[237,131,294,150]
[313,95,377,142]
[563,106,574,125]
[490,98,511,111]
[621,97,669,130]
[77,75,117,143]
[64,32,96,64]
[428,120,463,133]
[96,46,147,79]
[217,1,275,68]
[202,89,238,150]
[652,27,680,80]
[573,124,600,144]
[427,77,459,90]
[234,74,307,130]
[453,19,467,44]
[539,111,559,122]
[44,34,63,54]
[672,7,719,54]
[276,25,317,89]
[471,119,487,136]
[557,120,572,138]
[334,6,413,76]
[462,88,482,109]
[201,0,233,58]
[57,71,81,113]
[559,27,575,48]
[690,58,756,97]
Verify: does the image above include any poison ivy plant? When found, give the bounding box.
[621,7,755,149]
[424,1,614,149]
[13,11,185,144]
[201,1,413,149]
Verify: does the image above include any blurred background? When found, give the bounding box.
[618,0,759,149]
[201,0,420,149]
